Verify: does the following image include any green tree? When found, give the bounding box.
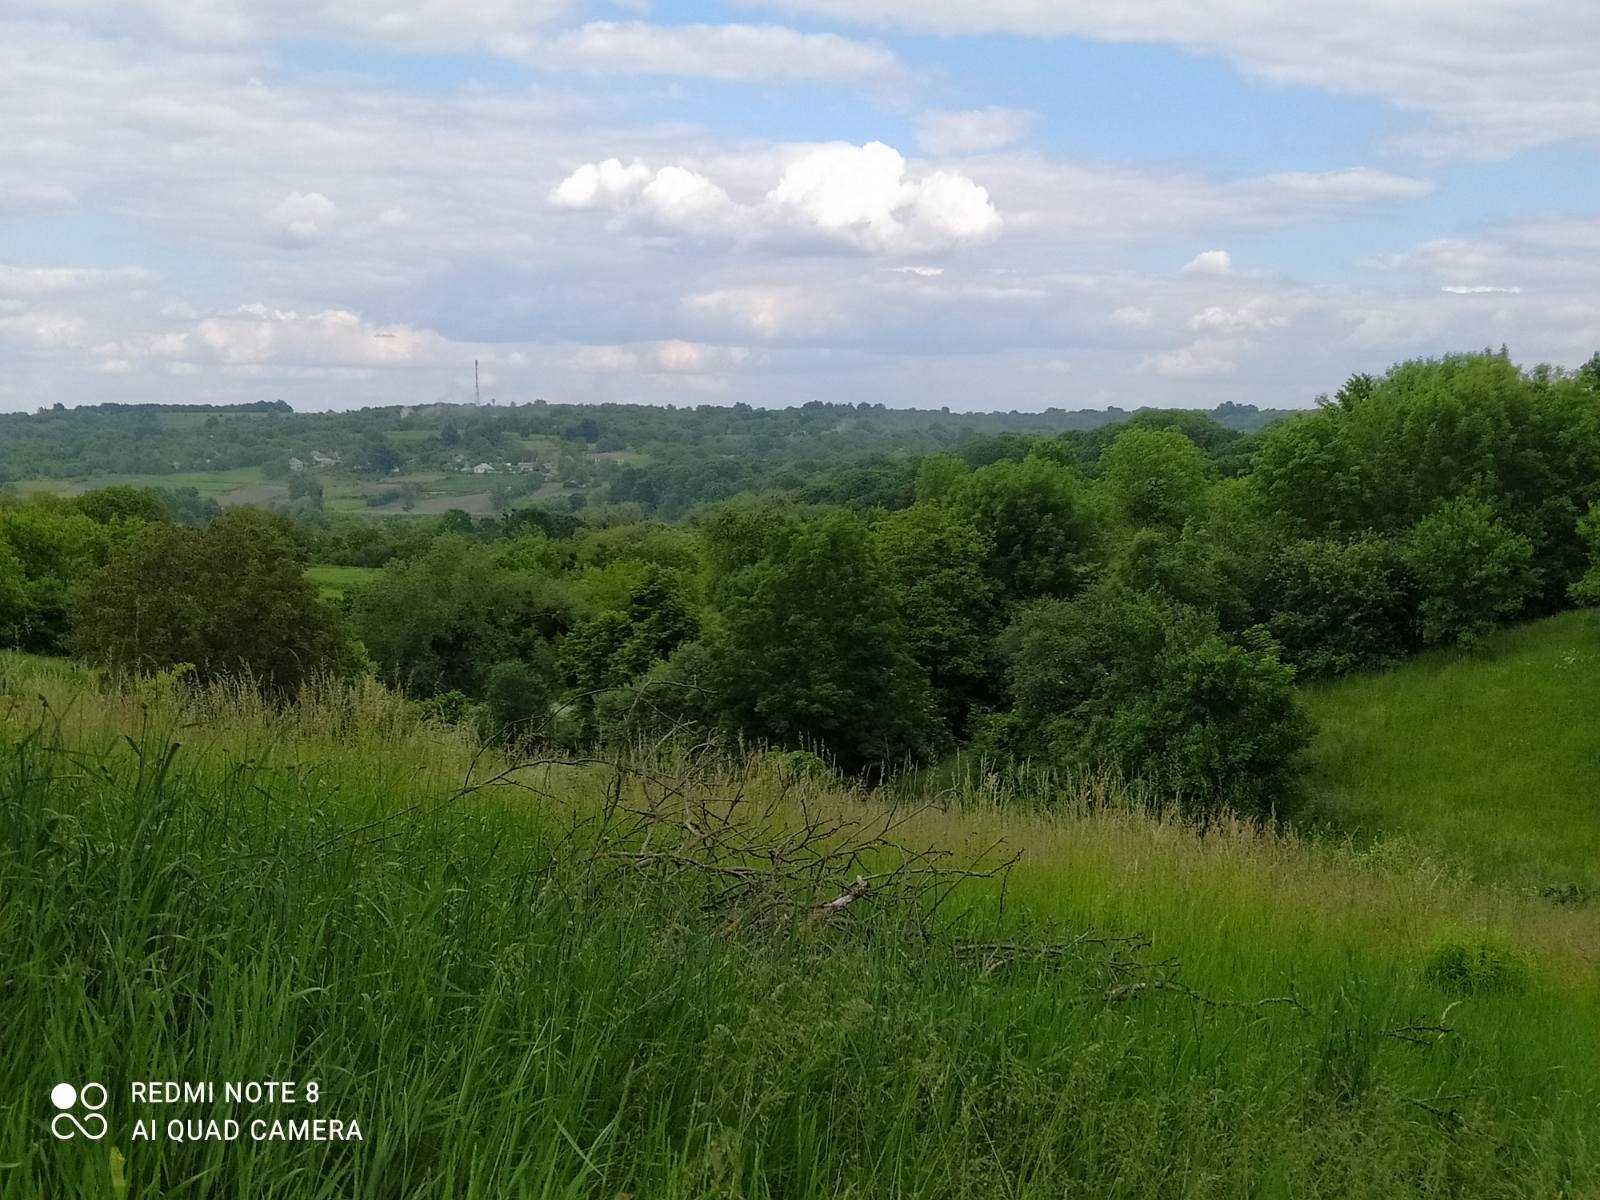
[560,610,632,695]
[0,497,116,652]
[1107,526,1248,629]
[1259,536,1418,675]
[481,659,554,740]
[71,485,170,527]
[350,539,573,697]
[1401,498,1538,645]
[1000,585,1309,813]
[437,509,476,537]
[1250,354,1600,600]
[951,454,1100,602]
[912,453,970,504]
[707,511,936,773]
[617,566,699,678]
[286,473,323,508]
[873,503,1001,736]
[70,508,346,691]
[1099,426,1210,530]
[358,434,401,475]
[0,539,29,645]
[1571,503,1600,605]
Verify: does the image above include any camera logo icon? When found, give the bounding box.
[50,1082,108,1141]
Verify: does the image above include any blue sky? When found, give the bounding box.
[2,0,1597,411]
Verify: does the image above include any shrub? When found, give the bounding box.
[592,640,719,744]
[0,496,117,652]
[1571,503,1600,605]
[71,485,170,526]
[69,508,347,692]
[348,539,573,698]
[1401,498,1539,646]
[706,510,937,774]
[1001,585,1311,813]
[481,659,552,740]
[1107,526,1249,630]
[1422,936,1531,997]
[950,453,1101,601]
[1260,536,1419,676]
[873,503,1003,737]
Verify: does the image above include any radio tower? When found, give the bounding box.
[474,359,482,406]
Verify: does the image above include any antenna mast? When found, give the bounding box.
[474,359,481,405]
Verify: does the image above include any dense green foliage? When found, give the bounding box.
[1,397,1283,513]
[348,539,571,698]
[1399,497,1539,646]
[994,586,1310,810]
[70,508,347,691]
[705,508,937,772]
[6,350,1600,814]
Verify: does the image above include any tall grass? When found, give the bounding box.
[1303,610,1600,891]
[3,661,1598,1197]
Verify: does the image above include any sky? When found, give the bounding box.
[2,1,1599,413]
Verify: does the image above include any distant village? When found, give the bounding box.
[287,452,552,477]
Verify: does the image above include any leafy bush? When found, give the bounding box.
[70,508,347,691]
[706,510,937,773]
[592,639,718,743]
[873,503,1002,737]
[349,539,574,697]
[1107,526,1250,630]
[1570,502,1600,605]
[481,659,552,740]
[0,495,121,652]
[1422,936,1531,996]
[1251,354,1600,576]
[1260,536,1419,676]
[1401,498,1538,646]
[1000,585,1310,813]
[950,453,1101,601]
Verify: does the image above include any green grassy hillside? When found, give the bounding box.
[3,659,1598,1197]
[305,563,382,601]
[1304,610,1600,894]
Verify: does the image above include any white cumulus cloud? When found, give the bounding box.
[1180,249,1233,276]
[268,191,337,241]
[551,141,1001,252]
[1188,297,1292,334]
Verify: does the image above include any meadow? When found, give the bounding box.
[305,564,383,602]
[1304,610,1600,893]
[9,467,270,502]
[3,646,1597,1198]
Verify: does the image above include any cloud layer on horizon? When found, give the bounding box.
[1,4,1598,412]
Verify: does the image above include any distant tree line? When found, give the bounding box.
[7,351,1600,814]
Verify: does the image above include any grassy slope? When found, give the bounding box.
[2,659,1598,1197]
[305,563,381,601]
[10,466,266,499]
[1303,610,1600,893]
